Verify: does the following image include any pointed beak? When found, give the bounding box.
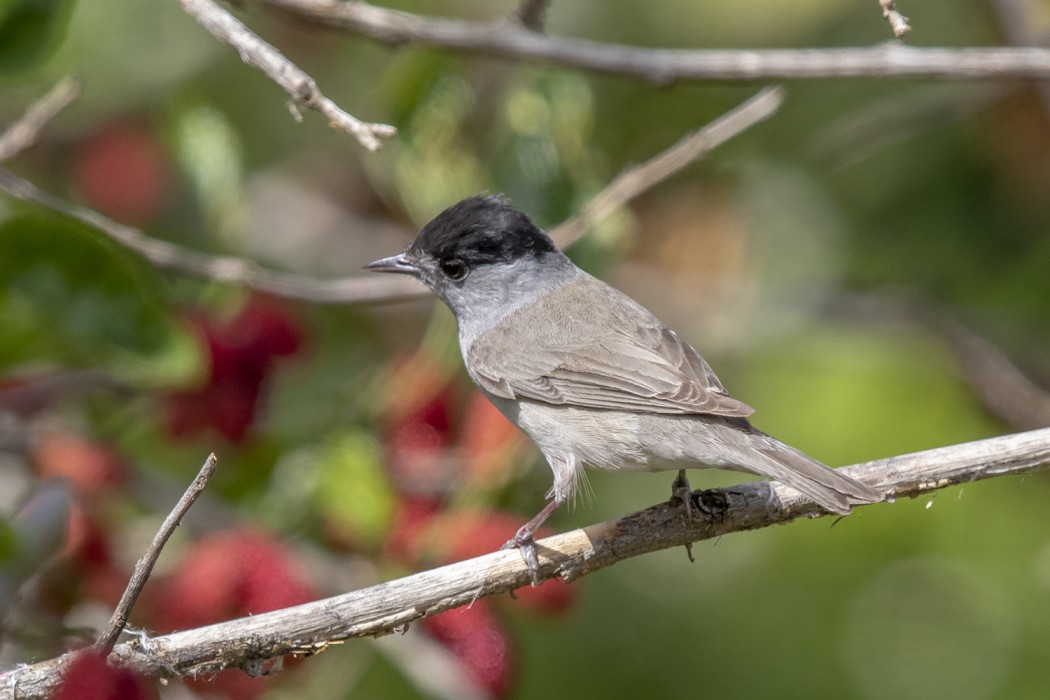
[364,252,420,277]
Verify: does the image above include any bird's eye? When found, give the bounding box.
[440,259,468,281]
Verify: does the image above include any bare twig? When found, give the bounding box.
[0,167,426,303]
[177,0,395,150]
[4,427,1049,698]
[933,315,1050,431]
[251,0,1050,82]
[826,293,1050,432]
[550,86,784,248]
[94,454,220,655]
[0,87,778,304]
[879,0,912,38]
[0,78,82,163]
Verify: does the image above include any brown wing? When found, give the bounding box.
[467,278,754,418]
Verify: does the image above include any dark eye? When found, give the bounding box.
[440,259,468,281]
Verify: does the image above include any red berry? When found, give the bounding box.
[459,392,525,486]
[52,650,154,700]
[165,300,302,443]
[73,119,171,226]
[151,528,314,633]
[32,433,127,497]
[383,495,443,563]
[384,389,456,491]
[421,601,515,698]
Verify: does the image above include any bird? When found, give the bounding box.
[366,194,882,578]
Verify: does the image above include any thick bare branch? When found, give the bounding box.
[94,454,220,655]
[178,0,395,150]
[550,85,783,248]
[0,78,82,163]
[253,0,1050,82]
[3,427,1048,699]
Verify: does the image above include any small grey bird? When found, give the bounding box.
[366,195,882,575]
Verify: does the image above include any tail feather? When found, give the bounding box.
[750,437,883,515]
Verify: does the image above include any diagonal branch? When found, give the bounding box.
[0,78,82,163]
[550,85,783,248]
[3,427,1048,699]
[178,0,396,150]
[254,0,1050,82]
[0,88,779,304]
[94,454,220,655]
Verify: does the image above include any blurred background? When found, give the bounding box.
[2,0,1050,698]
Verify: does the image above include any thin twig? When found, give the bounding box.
[550,85,784,248]
[4,427,1049,698]
[879,0,912,38]
[0,167,426,303]
[932,314,1050,431]
[93,454,220,655]
[0,78,82,163]
[252,0,1050,82]
[0,87,779,304]
[829,293,1050,432]
[178,0,395,150]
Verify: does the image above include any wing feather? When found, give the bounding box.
[467,276,754,418]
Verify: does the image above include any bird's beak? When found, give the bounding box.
[364,252,420,277]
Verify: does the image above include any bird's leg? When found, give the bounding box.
[670,469,696,563]
[502,496,563,586]
[670,469,695,519]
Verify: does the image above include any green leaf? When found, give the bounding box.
[314,432,397,550]
[0,0,77,74]
[0,213,188,379]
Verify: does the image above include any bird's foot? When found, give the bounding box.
[501,498,561,586]
[670,469,696,520]
[501,526,541,586]
[670,469,697,563]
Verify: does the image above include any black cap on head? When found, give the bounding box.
[412,195,557,267]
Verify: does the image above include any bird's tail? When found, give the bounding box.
[748,435,883,515]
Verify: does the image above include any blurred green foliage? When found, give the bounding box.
[1,0,1049,699]
[0,0,76,73]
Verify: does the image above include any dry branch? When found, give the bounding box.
[254,0,1050,81]
[0,78,82,163]
[0,167,424,303]
[94,454,220,655]
[879,0,912,38]
[0,87,779,304]
[550,85,783,248]
[178,0,395,150]
[3,427,1048,699]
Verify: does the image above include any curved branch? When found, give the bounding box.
[254,0,1050,82]
[4,427,1049,699]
